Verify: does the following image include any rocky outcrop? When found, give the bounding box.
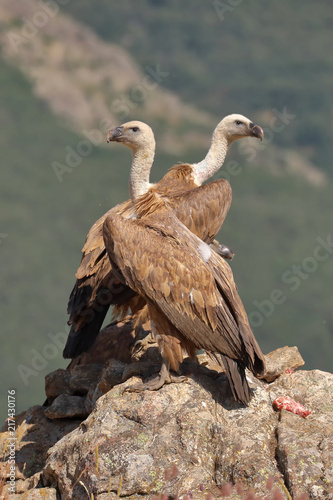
[0,404,79,499]
[1,322,332,499]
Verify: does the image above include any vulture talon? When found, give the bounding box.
[210,240,234,260]
[131,331,156,358]
[218,244,234,260]
[124,362,188,392]
[122,360,160,383]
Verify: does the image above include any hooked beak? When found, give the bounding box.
[107,126,124,143]
[249,123,264,141]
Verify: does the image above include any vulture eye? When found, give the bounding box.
[235,120,243,125]
[131,126,139,132]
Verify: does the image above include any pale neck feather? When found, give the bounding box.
[192,131,230,186]
[129,145,155,201]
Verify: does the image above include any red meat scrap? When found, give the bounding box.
[272,396,311,418]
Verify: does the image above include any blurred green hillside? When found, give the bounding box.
[63,0,333,175]
[1,1,333,422]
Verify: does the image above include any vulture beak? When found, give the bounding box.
[107,126,124,143]
[249,123,264,141]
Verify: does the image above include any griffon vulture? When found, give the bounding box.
[103,168,265,405]
[63,117,263,359]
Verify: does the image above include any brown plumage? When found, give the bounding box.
[64,116,264,359]
[103,188,265,405]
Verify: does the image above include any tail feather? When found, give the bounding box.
[239,326,265,377]
[211,255,266,379]
[65,279,137,359]
[219,355,251,405]
[63,304,109,358]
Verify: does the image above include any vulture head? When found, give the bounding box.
[216,114,264,144]
[107,120,156,153]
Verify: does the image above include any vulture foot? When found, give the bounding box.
[218,244,234,260]
[124,361,188,392]
[122,360,160,382]
[210,240,234,260]
[131,331,156,359]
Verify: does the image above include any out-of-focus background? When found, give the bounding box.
[1,0,332,422]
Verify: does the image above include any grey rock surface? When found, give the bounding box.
[44,394,89,419]
[1,344,331,499]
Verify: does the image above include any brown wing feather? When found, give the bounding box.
[76,199,131,280]
[103,199,265,405]
[64,200,135,358]
[102,205,261,365]
[208,251,265,376]
[65,166,231,358]
[155,163,195,195]
[171,179,232,244]
[147,302,196,372]
[66,166,195,338]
